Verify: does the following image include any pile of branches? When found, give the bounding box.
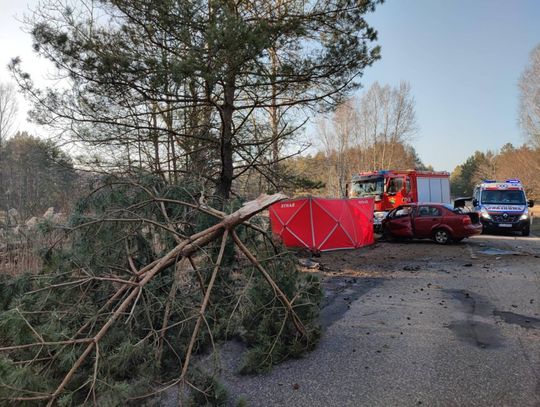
[0,176,321,406]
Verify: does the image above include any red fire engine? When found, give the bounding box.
[349,170,451,227]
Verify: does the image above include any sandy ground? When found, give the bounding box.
[216,232,540,406]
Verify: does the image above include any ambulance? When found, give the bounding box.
[472,179,534,236]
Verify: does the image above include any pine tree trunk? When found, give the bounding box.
[217,78,235,199]
[270,47,279,175]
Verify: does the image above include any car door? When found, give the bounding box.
[386,206,414,238]
[413,205,442,238]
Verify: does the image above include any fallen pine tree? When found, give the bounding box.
[0,176,322,406]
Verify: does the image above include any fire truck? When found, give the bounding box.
[349,170,451,228]
[473,179,534,236]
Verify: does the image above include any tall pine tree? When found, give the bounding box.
[12,0,383,198]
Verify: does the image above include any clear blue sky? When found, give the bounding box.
[359,0,540,171]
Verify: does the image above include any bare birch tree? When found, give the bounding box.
[316,81,419,195]
[519,43,540,148]
[356,81,418,169]
[0,83,19,213]
[0,82,18,144]
[317,100,362,197]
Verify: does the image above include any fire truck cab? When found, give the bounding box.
[349,170,451,228]
[473,179,534,236]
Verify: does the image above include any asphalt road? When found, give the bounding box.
[222,234,540,407]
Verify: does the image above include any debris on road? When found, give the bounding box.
[403,265,421,271]
[298,258,322,269]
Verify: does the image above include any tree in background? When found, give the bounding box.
[0,83,19,215]
[1,132,78,219]
[450,145,539,200]
[450,151,489,197]
[356,81,418,169]
[519,43,540,148]
[12,0,383,199]
[0,83,18,144]
[312,81,422,197]
[495,144,540,200]
[317,100,359,197]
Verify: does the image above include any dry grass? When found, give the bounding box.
[0,242,42,276]
[0,225,54,276]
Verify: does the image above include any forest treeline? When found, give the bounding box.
[1,120,538,222]
[3,131,537,220]
[451,144,540,200]
[0,132,78,220]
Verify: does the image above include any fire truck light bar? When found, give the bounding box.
[505,179,521,184]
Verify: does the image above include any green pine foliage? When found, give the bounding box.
[187,368,229,407]
[238,246,322,374]
[0,175,321,406]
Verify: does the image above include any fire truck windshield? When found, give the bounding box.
[351,178,384,197]
[481,190,526,205]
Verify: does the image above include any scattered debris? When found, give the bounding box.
[494,310,540,329]
[298,258,322,269]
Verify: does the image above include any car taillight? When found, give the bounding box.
[462,216,471,225]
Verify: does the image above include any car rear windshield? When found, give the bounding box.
[481,190,526,205]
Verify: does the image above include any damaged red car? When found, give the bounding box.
[381,203,482,244]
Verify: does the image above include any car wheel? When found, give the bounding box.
[433,229,451,244]
[522,226,530,236]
